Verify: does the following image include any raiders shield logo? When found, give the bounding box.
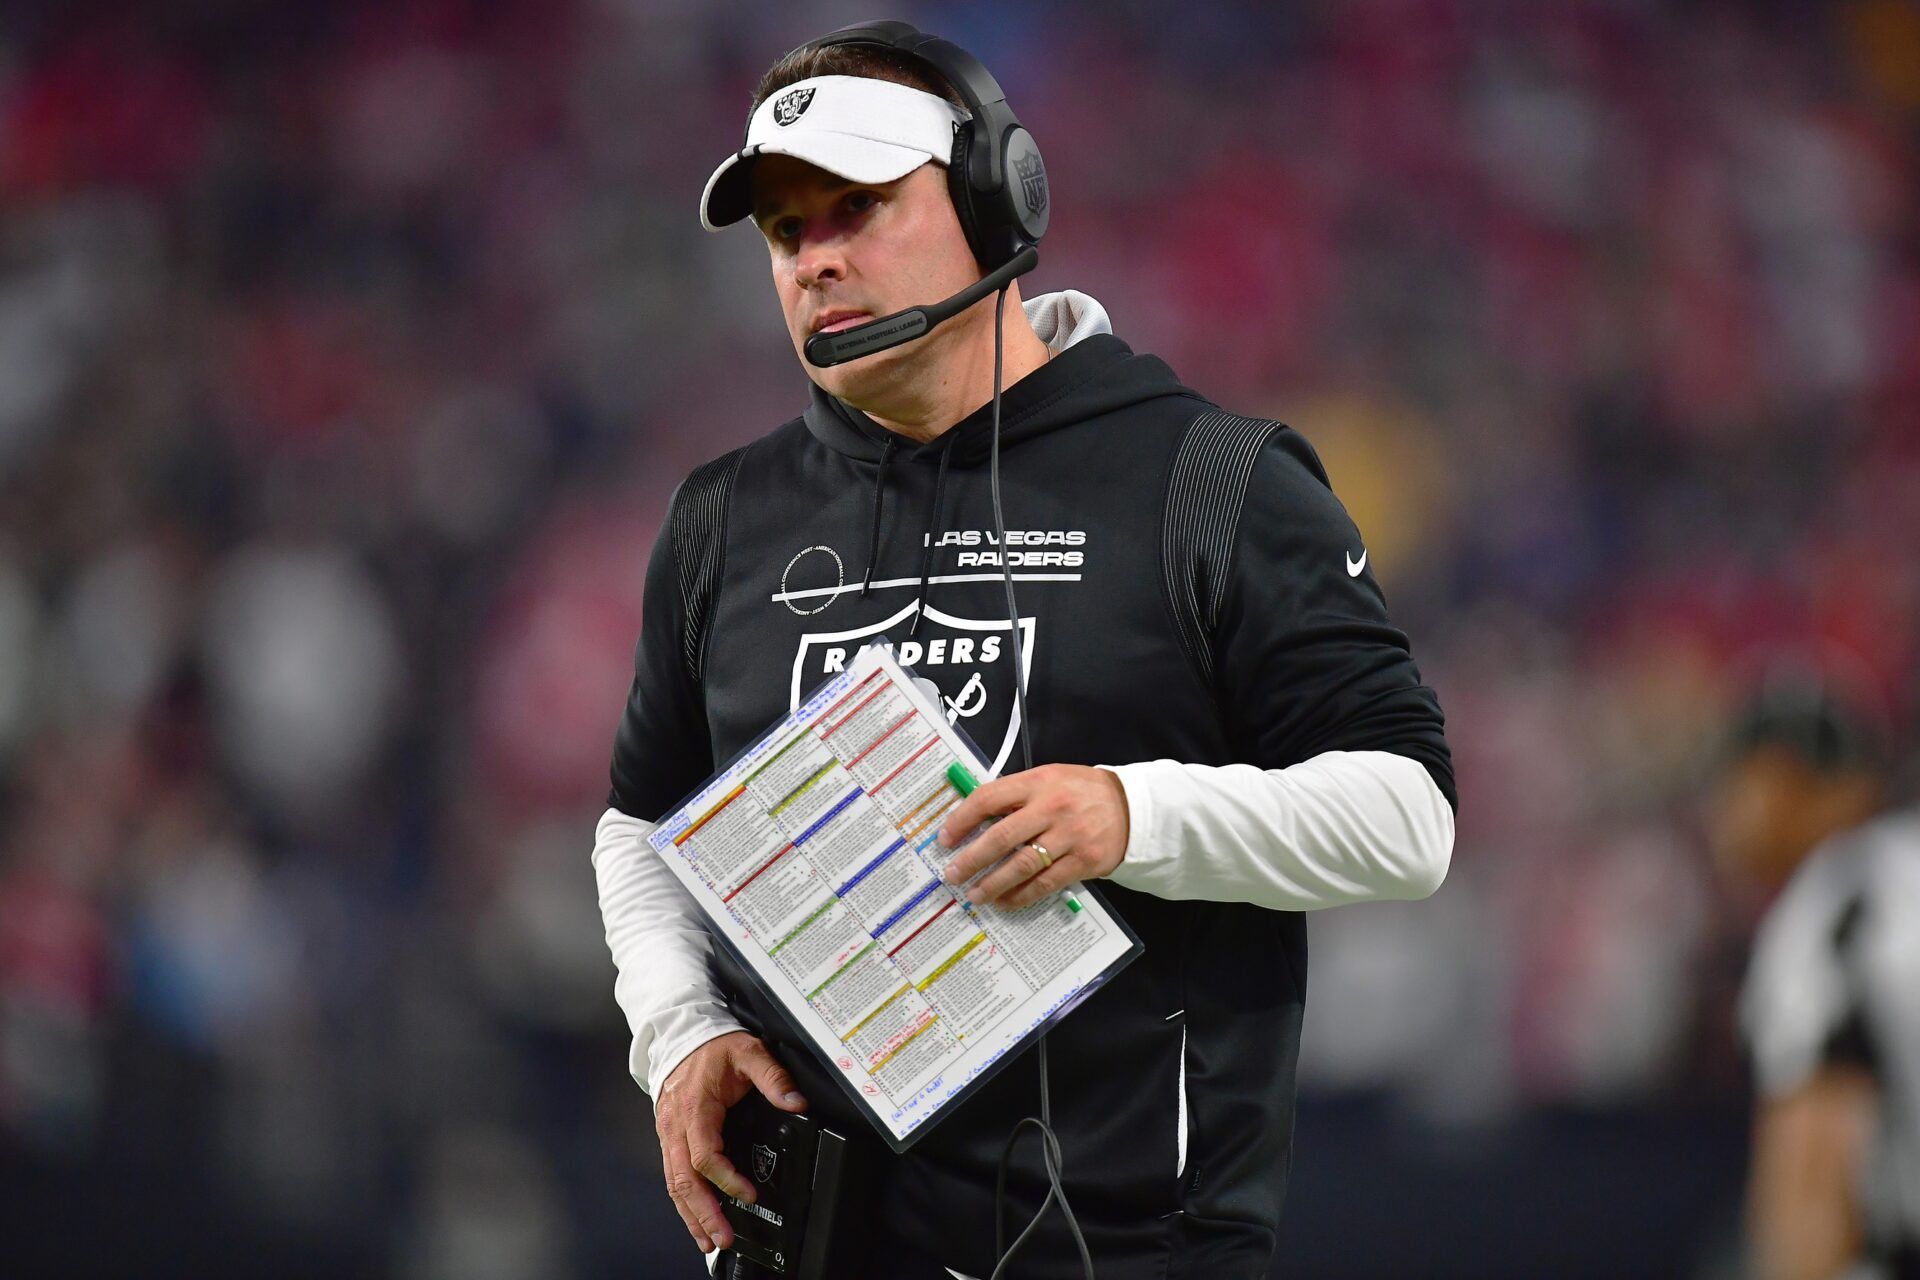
[790,599,1036,775]
[1014,151,1048,217]
[771,87,815,127]
[752,1142,777,1184]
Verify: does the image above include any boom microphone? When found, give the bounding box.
[803,246,1039,368]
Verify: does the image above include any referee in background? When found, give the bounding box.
[1708,667,1920,1280]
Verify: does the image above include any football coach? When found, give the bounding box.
[592,20,1457,1280]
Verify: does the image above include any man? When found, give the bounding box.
[1709,671,1920,1280]
[593,24,1457,1279]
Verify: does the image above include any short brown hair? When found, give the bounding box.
[749,42,965,116]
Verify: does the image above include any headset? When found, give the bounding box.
[793,19,1050,369]
[729,21,1096,1280]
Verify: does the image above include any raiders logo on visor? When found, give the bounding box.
[771,87,815,126]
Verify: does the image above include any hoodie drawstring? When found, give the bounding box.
[908,436,955,637]
[858,436,896,598]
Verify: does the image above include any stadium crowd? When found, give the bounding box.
[0,0,1915,1275]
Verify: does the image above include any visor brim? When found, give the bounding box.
[700,135,938,232]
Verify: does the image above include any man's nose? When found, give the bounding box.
[794,227,848,290]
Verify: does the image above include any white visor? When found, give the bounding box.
[700,75,969,232]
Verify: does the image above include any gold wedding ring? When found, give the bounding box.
[1029,842,1053,870]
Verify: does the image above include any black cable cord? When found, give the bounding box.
[984,285,1096,1280]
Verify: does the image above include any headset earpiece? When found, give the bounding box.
[946,119,991,272]
[945,106,1048,273]
[999,125,1050,247]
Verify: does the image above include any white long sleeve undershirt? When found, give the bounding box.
[591,748,1454,1098]
[1097,750,1454,910]
[591,805,747,1098]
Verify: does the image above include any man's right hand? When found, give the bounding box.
[655,1030,809,1256]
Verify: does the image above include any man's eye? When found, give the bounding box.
[847,191,877,213]
[772,217,801,239]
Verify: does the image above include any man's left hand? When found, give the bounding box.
[935,764,1130,909]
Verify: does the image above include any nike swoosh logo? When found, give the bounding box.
[1346,549,1367,577]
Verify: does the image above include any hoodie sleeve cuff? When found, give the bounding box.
[643,1008,750,1099]
[1096,761,1177,885]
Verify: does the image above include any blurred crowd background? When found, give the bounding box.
[1,0,1916,1276]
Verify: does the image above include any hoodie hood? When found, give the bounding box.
[798,289,1201,631]
[802,290,1195,468]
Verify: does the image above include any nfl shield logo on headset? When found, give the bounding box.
[1014,151,1048,217]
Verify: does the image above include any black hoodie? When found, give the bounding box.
[609,309,1453,1278]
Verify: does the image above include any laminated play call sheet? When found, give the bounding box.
[647,639,1140,1150]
